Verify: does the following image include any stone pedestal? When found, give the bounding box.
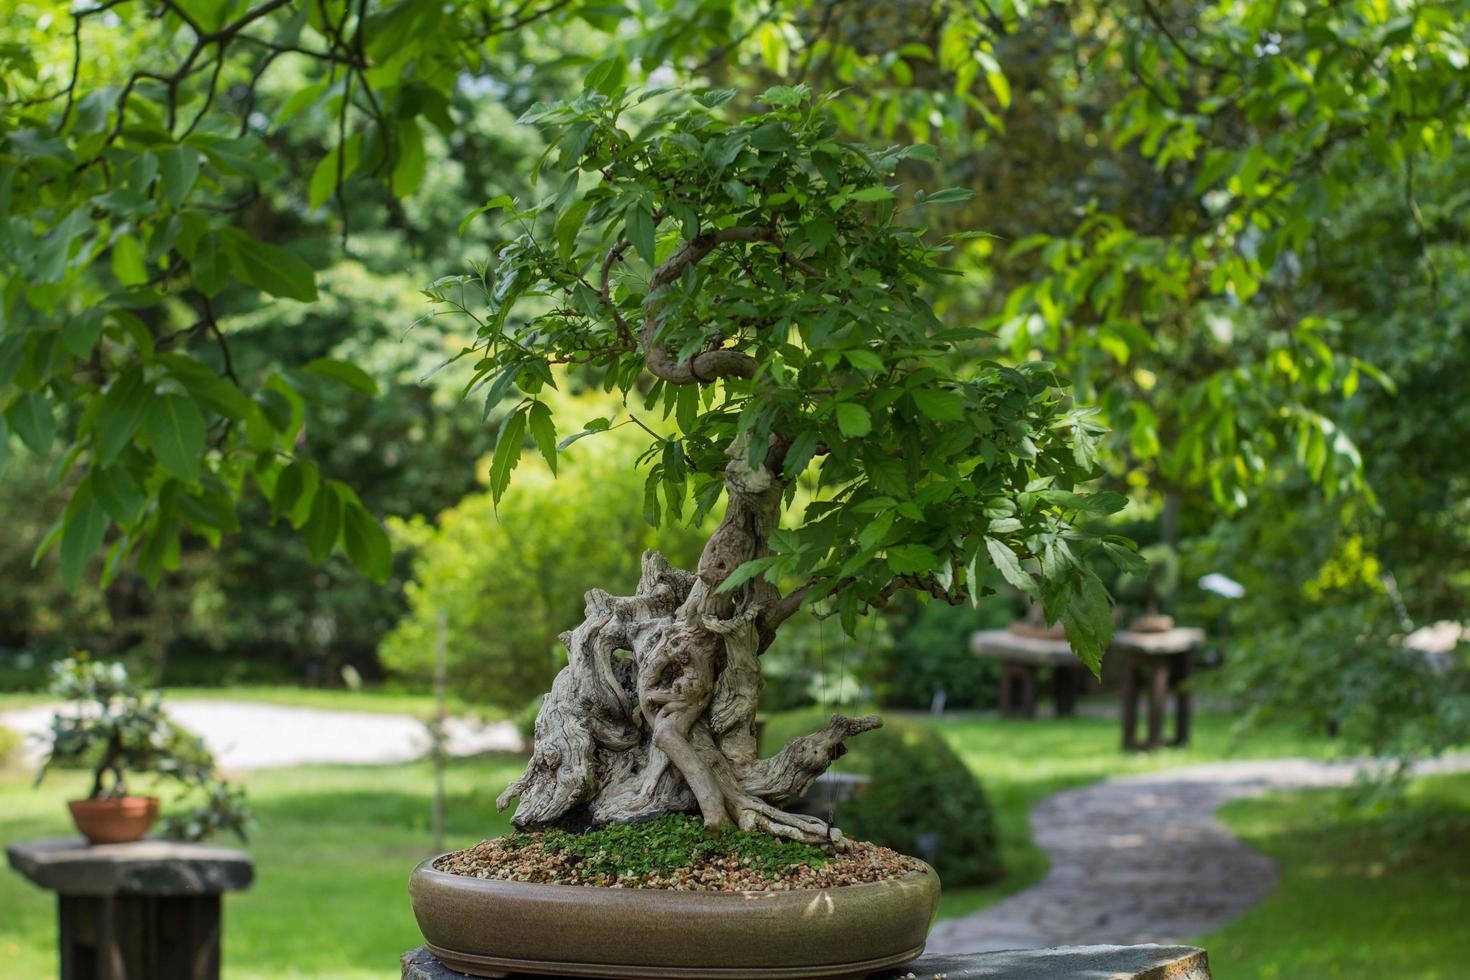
[7,836,254,980]
[401,943,1212,979]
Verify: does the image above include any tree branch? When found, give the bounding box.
[640,225,822,385]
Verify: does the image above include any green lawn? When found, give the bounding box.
[1198,772,1470,980]
[0,754,526,979]
[0,704,1459,978]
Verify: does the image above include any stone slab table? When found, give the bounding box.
[971,629,1094,718]
[1113,627,1206,751]
[7,836,254,980]
[402,943,1212,979]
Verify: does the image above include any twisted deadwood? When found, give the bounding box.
[497,442,881,849]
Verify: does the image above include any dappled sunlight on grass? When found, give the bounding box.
[1198,772,1470,979]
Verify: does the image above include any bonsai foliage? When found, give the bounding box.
[38,658,249,842]
[442,85,1138,847]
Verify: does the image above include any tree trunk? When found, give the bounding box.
[497,442,879,848]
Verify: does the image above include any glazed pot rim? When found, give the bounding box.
[414,853,936,898]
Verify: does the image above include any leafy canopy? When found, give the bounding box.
[426,85,1135,671]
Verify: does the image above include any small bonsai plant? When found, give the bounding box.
[1114,544,1181,631]
[37,657,250,845]
[427,85,1139,850]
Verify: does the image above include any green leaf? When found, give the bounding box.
[459,194,514,237]
[59,490,110,591]
[391,117,426,197]
[887,544,939,575]
[843,349,884,372]
[917,187,977,206]
[7,392,55,453]
[986,538,1038,598]
[190,230,232,296]
[805,217,835,252]
[95,368,149,466]
[834,403,872,437]
[714,556,778,594]
[1040,489,1128,515]
[159,146,200,209]
[224,231,318,302]
[62,311,105,359]
[303,480,343,561]
[112,233,148,285]
[1060,569,1113,678]
[850,186,894,202]
[582,55,626,96]
[527,400,558,474]
[273,460,319,526]
[911,388,966,421]
[965,541,991,607]
[305,357,378,395]
[627,203,656,265]
[91,466,145,525]
[342,501,393,582]
[758,84,807,108]
[309,135,360,209]
[145,393,206,483]
[178,484,239,536]
[554,198,592,257]
[488,405,528,504]
[1103,540,1149,576]
[695,88,737,108]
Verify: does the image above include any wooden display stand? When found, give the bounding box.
[7,836,253,980]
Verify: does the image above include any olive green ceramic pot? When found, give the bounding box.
[408,856,940,979]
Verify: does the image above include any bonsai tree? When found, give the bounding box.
[438,85,1137,847]
[1114,543,1181,629]
[38,658,250,842]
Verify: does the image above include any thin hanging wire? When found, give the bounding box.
[816,607,828,714]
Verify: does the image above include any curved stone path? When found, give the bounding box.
[0,699,523,771]
[927,753,1470,954]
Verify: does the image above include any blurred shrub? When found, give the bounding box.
[765,710,1002,886]
[857,595,1013,710]
[381,427,704,710]
[0,724,22,770]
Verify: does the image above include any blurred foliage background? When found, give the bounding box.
[1,0,1467,775]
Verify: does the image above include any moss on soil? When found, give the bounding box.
[504,813,831,878]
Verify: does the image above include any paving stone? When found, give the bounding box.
[0,700,522,770]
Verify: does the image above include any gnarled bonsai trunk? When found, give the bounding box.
[497,442,879,848]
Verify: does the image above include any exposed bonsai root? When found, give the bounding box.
[497,445,882,849]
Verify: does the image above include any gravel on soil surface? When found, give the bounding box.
[434,836,928,891]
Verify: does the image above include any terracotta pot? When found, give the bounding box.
[67,796,160,845]
[1007,619,1068,640]
[1128,614,1176,633]
[409,857,940,979]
